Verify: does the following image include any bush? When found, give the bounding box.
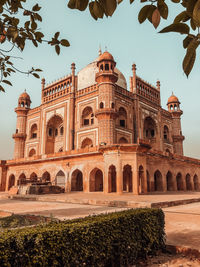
[0,208,165,266]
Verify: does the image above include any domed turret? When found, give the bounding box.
[18,90,31,108]
[167,93,180,112]
[98,51,114,62]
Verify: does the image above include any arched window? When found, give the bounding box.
[118,137,128,144]
[60,126,64,135]
[55,128,58,136]
[163,125,169,141]
[105,63,109,71]
[118,107,127,128]
[82,106,94,126]
[46,115,64,154]
[100,64,103,71]
[111,102,115,108]
[81,138,93,148]
[144,117,156,139]
[100,102,104,109]
[29,148,36,157]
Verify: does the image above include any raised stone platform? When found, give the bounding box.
[8,191,200,208]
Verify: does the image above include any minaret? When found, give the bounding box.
[95,51,118,145]
[69,62,76,150]
[167,93,184,155]
[12,91,31,159]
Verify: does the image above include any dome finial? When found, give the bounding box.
[105,45,107,51]
[99,45,102,56]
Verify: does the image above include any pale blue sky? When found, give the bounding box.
[0,0,199,159]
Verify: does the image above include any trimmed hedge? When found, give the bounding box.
[0,208,165,266]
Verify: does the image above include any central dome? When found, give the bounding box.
[77,58,127,90]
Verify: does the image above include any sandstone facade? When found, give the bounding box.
[0,50,199,194]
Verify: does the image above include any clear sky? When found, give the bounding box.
[0,0,199,160]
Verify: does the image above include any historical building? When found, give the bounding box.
[0,50,200,194]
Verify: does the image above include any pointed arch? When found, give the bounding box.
[29,148,36,157]
[82,106,94,126]
[89,168,103,192]
[8,174,15,190]
[154,170,163,191]
[194,175,199,191]
[55,170,65,188]
[166,171,173,191]
[30,172,37,182]
[81,138,93,148]
[176,172,184,191]
[30,123,38,139]
[108,165,116,193]
[18,173,26,185]
[118,107,127,128]
[118,137,128,144]
[42,171,51,182]
[144,116,156,139]
[71,169,83,191]
[123,164,132,192]
[186,173,192,190]
[45,115,64,154]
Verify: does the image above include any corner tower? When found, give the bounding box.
[12,91,31,159]
[95,51,118,145]
[167,93,184,155]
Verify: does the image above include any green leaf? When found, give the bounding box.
[138,5,152,23]
[159,23,190,34]
[55,45,60,55]
[60,39,70,47]
[2,80,12,86]
[35,69,42,72]
[193,0,200,27]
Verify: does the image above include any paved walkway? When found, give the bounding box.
[1,192,200,252]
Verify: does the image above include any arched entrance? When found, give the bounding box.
[108,165,116,193]
[55,170,65,188]
[154,170,163,191]
[194,175,199,191]
[139,165,145,194]
[8,174,15,190]
[42,171,51,182]
[118,137,128,144]
[45,115,64,154]
[176,173,184,190]
[18,173,26,185]
[186,174,192,190]
[29,148,36,157]
[166,171,173,191]
[146,170,150,192]
[30,172,37,182]
[89,168,103,192]
[81,138,93,149]
[71,169,83,191]
[123,165,132,192]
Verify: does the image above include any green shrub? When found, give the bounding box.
[0,208,165,267]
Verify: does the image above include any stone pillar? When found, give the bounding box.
[116,158,123,194]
